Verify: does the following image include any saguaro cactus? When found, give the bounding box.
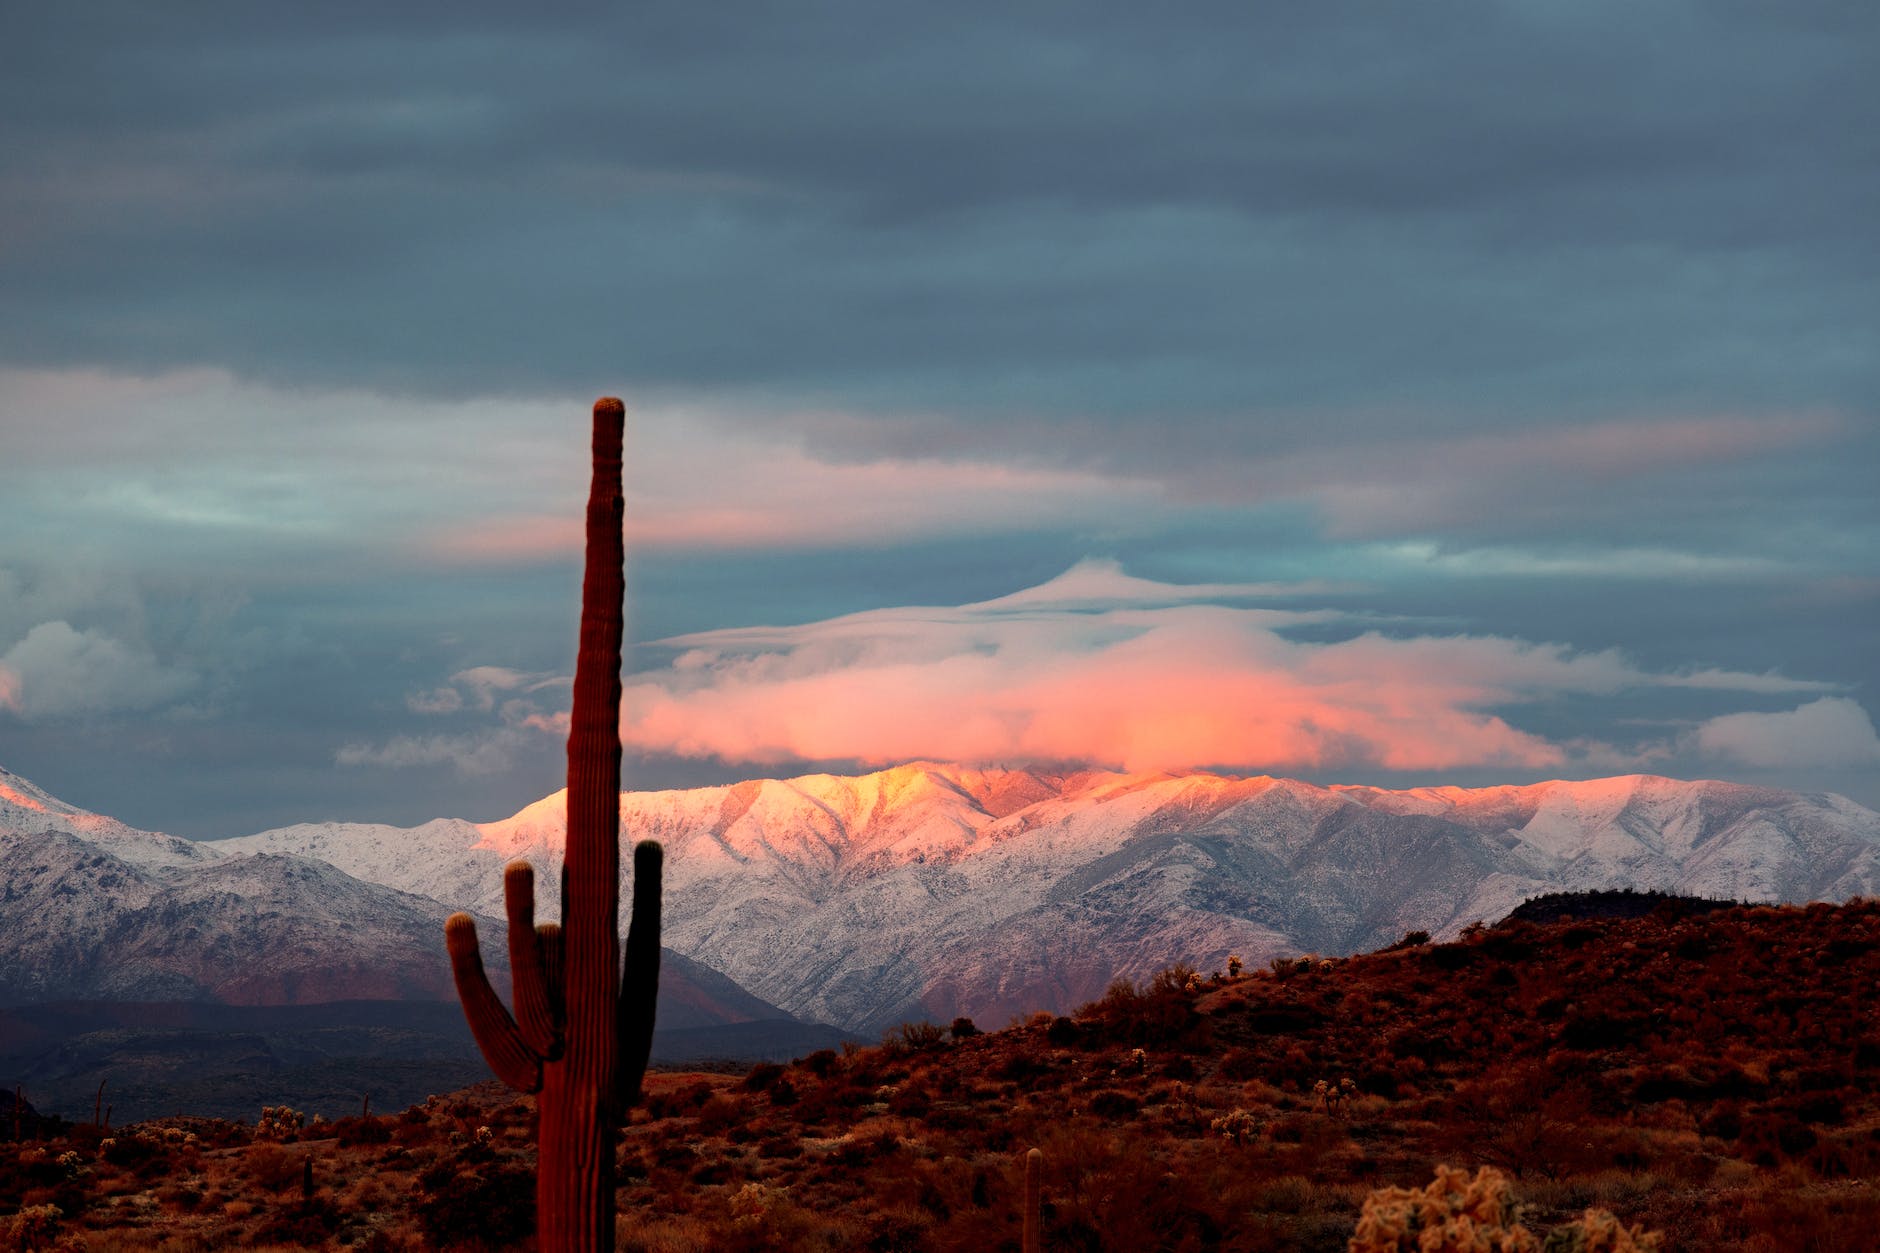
[445,397,662,1251]
[1023,1146,1044,1253]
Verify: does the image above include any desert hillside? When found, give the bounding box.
[4,894,1875,1250]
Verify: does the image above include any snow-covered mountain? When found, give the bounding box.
[218,763,1880,1033]
[0,764,802,1033]
[0,763,485,1004]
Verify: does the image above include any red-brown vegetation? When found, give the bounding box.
[3,896,1878,1249]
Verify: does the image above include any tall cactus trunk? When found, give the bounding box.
[445,398,661,1253]
[544,396,626,1249]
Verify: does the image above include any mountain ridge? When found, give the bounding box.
[209,761,1880,1032]
[8,759,1877,1031]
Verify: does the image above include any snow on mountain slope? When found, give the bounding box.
[0,825,491,1005]
[0,768,806,1028]
[218,762,1880,1033]
[0,764,213,869]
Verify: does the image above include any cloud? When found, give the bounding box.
[966,559,1338,610]
[0,621,197,718]
[335,729,535,776]
[608,564,1835,776]
[1692,698,1880,770]
[408,666,564,715]
[351,666,569,774]
[0,370,1179,572]
[416,427,1175,560]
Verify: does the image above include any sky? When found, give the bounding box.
[1,2,1875,837]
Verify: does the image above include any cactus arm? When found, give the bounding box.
[445,912,544,1093]
[503,861,562,1059]
[617,838,663,1107]
[536,921,566,1026]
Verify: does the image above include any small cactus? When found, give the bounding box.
[1022,1147,1043,1253]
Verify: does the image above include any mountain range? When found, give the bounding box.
[8,760,1877,1036]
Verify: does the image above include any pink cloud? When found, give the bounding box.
[602,565,1830,775]
[390,562,1848,779]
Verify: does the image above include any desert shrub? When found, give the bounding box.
[1793,1090,1848,1126]
[1427,944,1479,972]
[694,1095,742,1136]
[1736,1109,1817,1166]
[949,1017,980,1039]
[245,1143,308,1192]
[740,1062,787,1093]
[885,1021,948,1052]
[250,1197,343,1246]
[416,1159,533,1251]
[799,1048,840,1076]
[1046,1016,1082,1046]
[1560,1012,1643,1051]
[99,1133,160,1169]
[1081,968,1204,1047]
[1244,1004,1327,1036]
[887,1086,931,1118]
[1087,1090,1141,1119]
[1149,963,1199,995]
[335,1114,393,1146]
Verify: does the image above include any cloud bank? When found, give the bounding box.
[0,621,197,719]
[597,562,1837,777]
[1693,698,1880,771]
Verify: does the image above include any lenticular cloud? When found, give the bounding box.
[614,560,1825,775]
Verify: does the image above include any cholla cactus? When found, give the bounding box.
[255,1105,306,1141]
[1348,1166,1661,1253]
[1540,1210,1662,1253]
[55,1150,82,1176]
[1349,1165,1532,1251]
[730,1182,790,1231]
[1183,972,1204,993]
[474,1125,495,1146]
[0,1204,63,1248]
[1226,954,1243,978]
[1316,1077,1357,1116]
[1210,1108,1259,1144]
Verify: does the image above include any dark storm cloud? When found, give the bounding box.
[2,2,1874,423]
[2,2,1877,826]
